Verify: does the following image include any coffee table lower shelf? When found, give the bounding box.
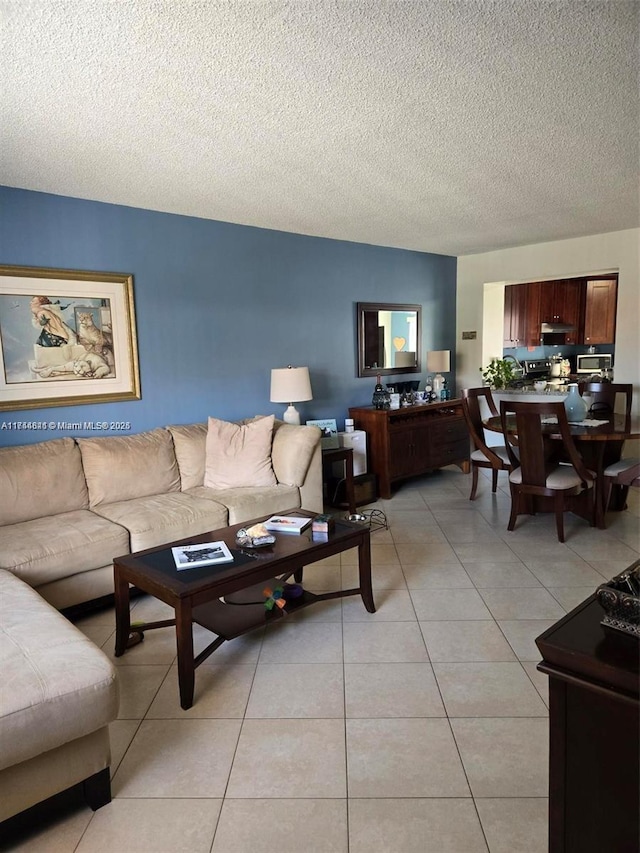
[193,579,347,640]
[124,578,365,707]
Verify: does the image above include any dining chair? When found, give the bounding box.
[461,387,514,500]
[580,382,633,416]
[602,457,640,520]
[499,400,596,542]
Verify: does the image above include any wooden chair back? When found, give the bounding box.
[581,382,633,416]
[499,400,592,488]
[461,387,512,499]
[461,387,498,451]
[499,400,596,540]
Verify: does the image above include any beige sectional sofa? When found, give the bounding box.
[0,416,321,822]
[0,417,322,610]
[0,569,119,822]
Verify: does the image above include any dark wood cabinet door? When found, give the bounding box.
[503,284,514,346]
[557,279,583,344]
[511,284,528,346]
[525,282,542,345]
[583,278,617,344]
[538,281,557,323]
[503,283,528,346]
[388,428,416,479]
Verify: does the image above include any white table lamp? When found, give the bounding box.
[427,350,451,393]
[270,365,313,425]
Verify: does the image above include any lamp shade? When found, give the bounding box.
[427,350,451,373]
[270,366,313,403]
[394,351,416,368]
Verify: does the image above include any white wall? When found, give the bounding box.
[456,228,640,414]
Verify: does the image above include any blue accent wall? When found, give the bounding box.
[0,187,457,446]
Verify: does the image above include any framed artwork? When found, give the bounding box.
[306,418,340,449]
[0,265,141,411]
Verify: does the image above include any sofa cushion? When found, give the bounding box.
[78,428,181,506]
[187,484,301,525]
[91,492,228,552]
[0,509,130,587]
[0,438,89,526]
[272,423,321,486]
[204,415,277,489]
[167,422,207,490]
[0,570,119,770]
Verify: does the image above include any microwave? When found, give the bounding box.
[576,353,613,374]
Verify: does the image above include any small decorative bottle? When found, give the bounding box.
[372,375,390,410]
[563,383,588,422]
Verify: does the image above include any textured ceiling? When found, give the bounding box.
[1,1,638,256]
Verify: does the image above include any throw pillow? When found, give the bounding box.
[204,414,277,489]
[271,423,321,486]
[78,428,181,506]
[167,422,208,490]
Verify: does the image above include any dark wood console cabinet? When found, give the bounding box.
[349,400,470,499]
[536,596,639,853]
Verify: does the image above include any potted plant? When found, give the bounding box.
[480,358,515,390]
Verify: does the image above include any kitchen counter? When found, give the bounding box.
[500,387,570,395]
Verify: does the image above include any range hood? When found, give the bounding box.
[540,322,576,334]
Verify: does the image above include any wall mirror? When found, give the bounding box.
[357,302,422,377]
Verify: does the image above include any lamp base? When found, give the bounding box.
[282,404,301,425]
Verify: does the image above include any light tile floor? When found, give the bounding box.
[3,467,638,852]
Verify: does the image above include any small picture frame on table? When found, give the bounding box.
[306,418,339,449]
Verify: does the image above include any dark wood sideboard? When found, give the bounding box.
[536,596,639,853]
[349,400,470,499]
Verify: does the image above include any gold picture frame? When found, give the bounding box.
[0,265,141,411]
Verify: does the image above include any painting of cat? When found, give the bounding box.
[76,310,113,354]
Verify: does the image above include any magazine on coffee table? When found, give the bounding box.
[172,541,234,570]
[264,515,312,534]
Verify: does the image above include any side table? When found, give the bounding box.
[536,595,639,852]
[322,446,356,515]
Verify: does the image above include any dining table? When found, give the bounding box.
[483,411,640,528]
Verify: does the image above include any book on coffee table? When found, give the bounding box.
[172,541,234,570]
[264,515,312,534]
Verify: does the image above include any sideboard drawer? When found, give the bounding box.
[429,419,468,445]
[430,438,470,468]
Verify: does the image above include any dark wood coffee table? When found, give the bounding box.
[113,509,374,709]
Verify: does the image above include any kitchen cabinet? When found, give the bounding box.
[516,278,585,346]
[583,278,617,344]
[536,279,583,344]
[503,275,618,351]
[503,283,528,347]
[525,282,544,346]
[349,401,470,499]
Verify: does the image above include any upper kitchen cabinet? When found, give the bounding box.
[503,283,529,346]
[503,275,618,350]
[583,278,618,344]
[537,279,583,344]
